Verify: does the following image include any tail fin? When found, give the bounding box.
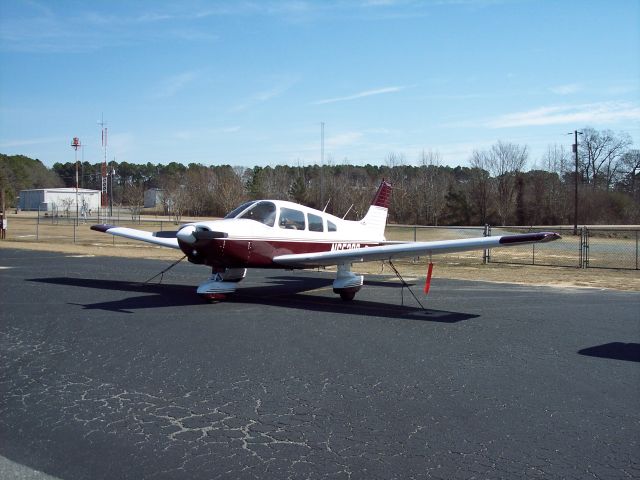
[360,180,392,239]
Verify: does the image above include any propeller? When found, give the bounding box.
[177,225,227,244]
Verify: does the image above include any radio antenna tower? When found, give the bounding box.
[98,114,108,219]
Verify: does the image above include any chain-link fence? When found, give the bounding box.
[387,225,639,270]
[3,214,179,248]
[2,213,639,270]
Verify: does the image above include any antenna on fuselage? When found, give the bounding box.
[342,204,354,219]
[322,199,330,212]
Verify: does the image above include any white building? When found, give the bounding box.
[19,188,102,214]
[144,188,164,208]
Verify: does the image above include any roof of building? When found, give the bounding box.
[19,188,101,194]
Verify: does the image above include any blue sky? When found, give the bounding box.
[1,0,638,169]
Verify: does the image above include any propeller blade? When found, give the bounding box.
[153,230,179,238]
[192,230,228,241]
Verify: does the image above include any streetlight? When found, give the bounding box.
[568,130,583,236]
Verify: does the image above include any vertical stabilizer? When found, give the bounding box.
[360,180,392,239]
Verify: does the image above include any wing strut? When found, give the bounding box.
[387,260,426,310]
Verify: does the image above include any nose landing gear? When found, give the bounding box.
[197,268,247,302]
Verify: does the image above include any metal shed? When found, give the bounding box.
[18,188,101,213]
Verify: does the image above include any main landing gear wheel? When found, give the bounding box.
[338,290,356,301]
[332,264,363,302]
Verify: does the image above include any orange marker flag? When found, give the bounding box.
[424,262,434,294]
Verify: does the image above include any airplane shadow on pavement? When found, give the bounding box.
[28,275,478,323]
[578,342,640,363]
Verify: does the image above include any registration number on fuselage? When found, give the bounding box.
[330,242,361,251]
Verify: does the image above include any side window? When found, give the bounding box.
[327,220,337,232]
[279,208,305,230]
[308,213,324,232]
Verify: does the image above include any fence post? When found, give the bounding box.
[581,227,589,269]
[483,224,491,264]
[532,244,535,265]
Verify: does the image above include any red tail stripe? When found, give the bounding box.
[371,180,392,208]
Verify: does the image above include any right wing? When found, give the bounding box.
[91,224,180,249]
[273,232,561,268]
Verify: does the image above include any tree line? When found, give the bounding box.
[2,127,638,225]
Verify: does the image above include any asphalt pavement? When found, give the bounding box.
[0,248,638,479]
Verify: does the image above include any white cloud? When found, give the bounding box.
[313,86,407,105]
[485,102,640,128]
[231,77,299,112]
[327,132,364,148]
[173,126,241,140]
[152,71,198,98]
[0,136,62,148]
[549,83,582,95]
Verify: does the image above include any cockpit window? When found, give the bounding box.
[224,201,257,219]
[327,220,337,232]
[279,207,305,230]
[237,201,276,227]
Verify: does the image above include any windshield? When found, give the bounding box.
[224,201,257,219]
[237,201,276,227]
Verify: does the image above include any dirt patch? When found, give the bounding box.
[2,239,638,292]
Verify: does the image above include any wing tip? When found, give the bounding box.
[90,224,117,233]
[499,232,561,245]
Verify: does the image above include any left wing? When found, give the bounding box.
[273,232,560,268]
[91,224,180,249]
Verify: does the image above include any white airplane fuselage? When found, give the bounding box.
[176,199,388,270]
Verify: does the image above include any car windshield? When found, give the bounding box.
[236,201,276,227]
[224,201,257,219]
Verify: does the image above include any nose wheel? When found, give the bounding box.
[196,268,247,302]
[200,292,228,303]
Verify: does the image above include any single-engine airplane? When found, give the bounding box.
[91,180,560,302]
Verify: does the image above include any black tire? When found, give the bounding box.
[339,291,356,301]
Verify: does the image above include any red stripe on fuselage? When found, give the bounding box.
[179,238,382,269]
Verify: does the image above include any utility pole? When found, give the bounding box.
[71,137,81,223]
[110,158,115,217]
[568,130,583,236]
[98,114,108,220]
[320,122,325,209]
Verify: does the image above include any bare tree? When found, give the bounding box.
[416,150,451,225]
[216,166,247,215]
[184,166,216,217]
[158,174,188,223]
[580,128,632,191]
[59,197,74,218]
[619,149,640,203]
[468,150,492,224]
[539,144,572,223]
[122,182,145,221]
[385,153,409,223]
[485,141,528,225]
